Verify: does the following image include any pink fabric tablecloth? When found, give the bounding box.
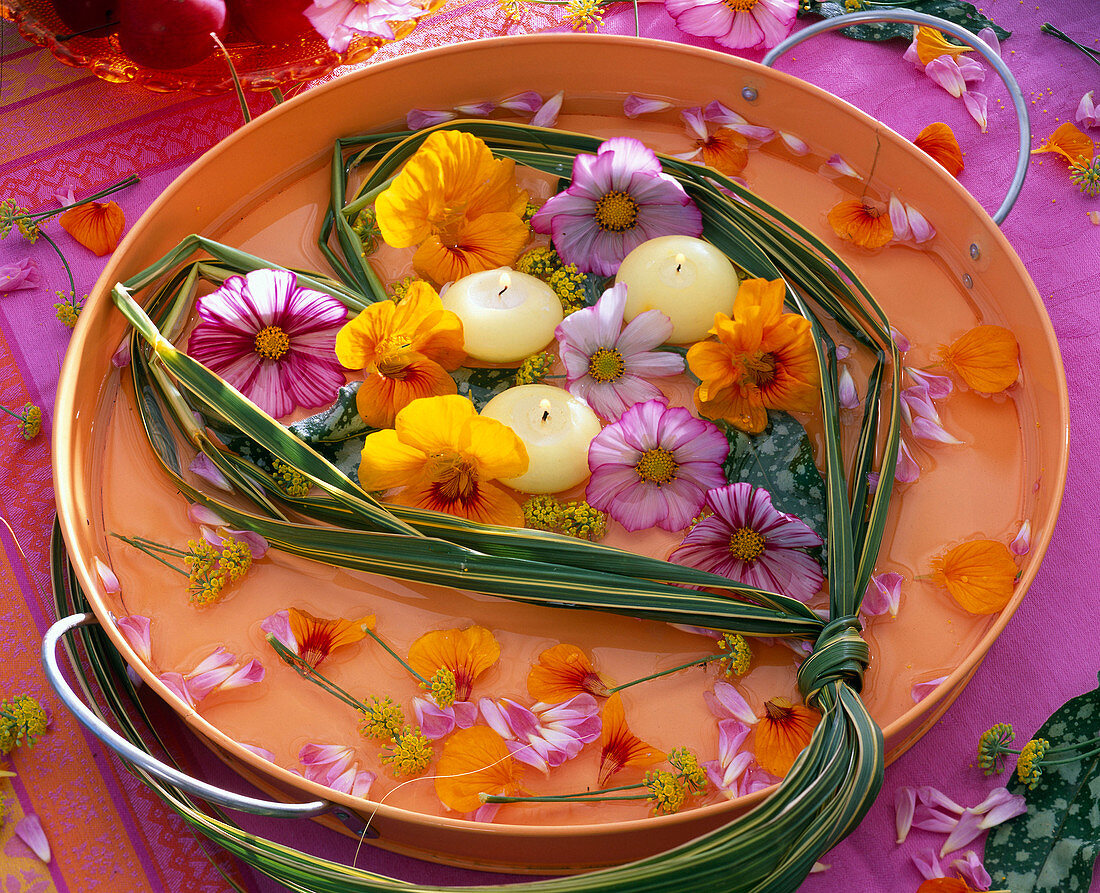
[1,0,1099,890]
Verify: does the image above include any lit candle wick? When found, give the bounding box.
[674,252,686,274]
[498,271,512,299]
[539,398,552,423]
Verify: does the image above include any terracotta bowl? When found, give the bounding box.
[52,35,1068,873]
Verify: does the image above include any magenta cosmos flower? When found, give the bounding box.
[670,483,823,601]
[556,282,684,420]
[663,0,797,50]
[187,269,348,419]
[531,137,703,277]
[586,399,727,531]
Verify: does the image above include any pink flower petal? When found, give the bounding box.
[218,659,265,691]
[189,453,233,491]
[896,786,916,844]
[952,851,993,890]
[941,809,985,856]
[1010,520,1031,556]
[957,56,986,86]
[0,257,41,293]
[963,91,989,132]
[111,336,132,368]
[116,615,152,663]
[890,326,911,353]
[973,787,1026,826]
[680,107,709,142]
[1077,90,1096,129]
[912,848,946,880]
[894,438,920,483]
[499,91,543,114]
[159,672,197,709]
[413,696,457,740]
[906,367,953,399]
[531,91,564,128]
[906,204,936,243]
[624,95,673,118]
[95,557,121,594]
[241,743,277,762]
[703,100,774,141]
[454,101,494,116]
[14,814,51,863]
[911,675,948,703]
[261,609,296,652]
[188,504,227,527]
[910,416,963,445]
[838,366,859,409]
[977,27,1000,56]
[406,108,456,130]
[705,681,757,724]
[821,154,859,179]
[889,195,912,242]
[778,131,810,155]
[925,57,967,98]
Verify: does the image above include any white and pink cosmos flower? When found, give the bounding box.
[478,694,602,773]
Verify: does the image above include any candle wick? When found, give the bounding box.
[676,263,682,273]
[498,286,508,297]
[541,410,550,422]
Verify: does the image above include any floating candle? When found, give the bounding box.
[615,235,740,344]
[480,385,602,494]
[441,268,563,363]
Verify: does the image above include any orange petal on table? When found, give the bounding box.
[827,198,894,249]
[597,693,665,786]
[698,127,749,176]
[527,643,611,703]
[435,726,524,814]
[58,201,125,256]
[915,27,973,66]
[1030,122,1094,165]
[913,123,964,177]
[930,539,1017,615]
[754,696,819,777]
[288,608,374,670]
[936,324,1019,393]
[407,626,501,702]
[917,879,981,893]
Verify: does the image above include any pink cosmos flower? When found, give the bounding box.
[412,695,478,740]
[479,694,601,773]
[670,483,824,602]
[305,0,423,52]
[586,399,727,531]
[0,257,41,292]
[663,0,796,50]
[298,742,376,797]
[187,268,348,419]
[555,283,683,420]
[159,647,264,708]
[531,137,702,276]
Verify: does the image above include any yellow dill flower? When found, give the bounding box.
[498,0,522,20]
[844,0,865,9]
[1070,156,1100,197]
[564,0,603,31]
[382,727,433,777]
[19,404,41,440]
[389,276,420,304]
[0,694,49,754]
[1017,738,1049,790]
[717,633,752,677]
[359,696,407,740]
[0,200,24,238]
[977,722,1015,775]
[547,265,589,314]
[557,501,608,541]
[516,247,561,281]
[217,537,253,582]
[184,539,219,574]
[515,352,554,386]
[272,459,311,498]
[523,494,563,531]
[667,747,707,793]
[187,569,228,607]
[351,207,381,255]
[522,201,541,222]
[427,667,457,709]
[644,770,686,814]
[16,217,39,243]
[54,294,83,328]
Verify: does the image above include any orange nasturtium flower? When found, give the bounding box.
[598,693,665,786]
[754,696,819,777]
[930,540,1017,615]
[436,726,524,813]
[336,281,466,429]
[696,127,749,177]
[58,200,125,256]
[915,27,973,66]
[289,608,374,670]
[914,123,964,177]
[374,129,530,285]
[527,643,611,703]
[917,879,1002,893]
[687,277,821,434]
[1030,122,1094,165]
[358,394,529,526]
[827,197,894,250]
[408,625,501,703]
[936,325,1020,393]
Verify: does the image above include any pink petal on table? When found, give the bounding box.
[895,786,916,844]
[940,808,985,856]
[95,557,121,594]
[1010,520,1031,556]
[974,787,1026,826]
[977,27,1000,56]
[54,186,77,206]
[903,34,922,69]
[406,108,455,130]
[531,91,563,128]
[952,850,992,890]
[778,131,810,155]
[624,94,672,118]
[14,814,51,863]
[917,784,966,815]
[957,56,986,86]
[499,91,543,114]
[0,257,41,292]
[911,675,947,703]
[963,91,989,132]
[925,57,966,98]
[189,453,232,491]
[1077,91,1096,129]
[911,848,945,879]
[116,615,152,663]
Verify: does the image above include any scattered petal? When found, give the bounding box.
[499,91,543,114]
[406,108,456,131]
[95,557,121,594]
[930,540,1017,614]
[911,675,948,703]
[951,851,992,890]
[115,615,152,663]
[822,154,860,179]
[14,815,50,863]
[189,452,233,491]
[912,848,946,879]
[624,95,673,118]
[0,257,41,293]
[1010,520,1031,556]
[778,131,810,155]
[531,91,564,128]
[896,786,917,844]
[925,57,967,99]
[1077,91,1097,130]
[914,123,964,176]
[58,201,125,256]
[962,91,988,133]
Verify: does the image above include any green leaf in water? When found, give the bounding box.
[984,672,1100,892]
[289,381,368,445]
[452,365,520,411]
[720,411,828,545]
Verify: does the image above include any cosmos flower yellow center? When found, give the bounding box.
[729,527,766,562]
[722,0,759,10]
[588,346,626,382]
[635,447,678,485]
[594,191,639,232]
[254,325,290,360]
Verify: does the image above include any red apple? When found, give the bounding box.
[51,0,119,38]
[228,0,312,44]
[117,0,227,70]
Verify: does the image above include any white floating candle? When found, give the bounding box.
[480,385,602,494]
[441,267,563,364]
[615,235,740,344]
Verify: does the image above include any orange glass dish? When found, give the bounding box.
[52,36,1068,872]
[1,0,442,94]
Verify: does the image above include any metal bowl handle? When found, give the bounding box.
[763,10,1029,225]
[42,612,332,820]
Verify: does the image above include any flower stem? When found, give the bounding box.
[606,653,722,694]
[1041,23,1100,66]
[37,230,76,297]
[18,175,140,223]
[110,533,187,576]
[266,636,368,712]
[483,792,650,805]
[362,626,432,686]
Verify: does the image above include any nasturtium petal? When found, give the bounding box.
[930,539,1017,614]
[937,325,1019,393]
